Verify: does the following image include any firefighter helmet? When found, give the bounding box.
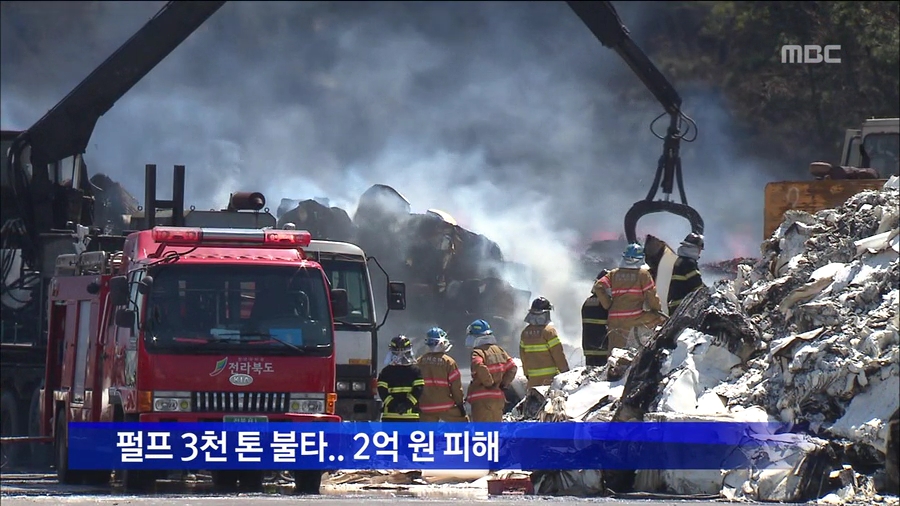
[623,243,645,261]
[389,335,412,352]
[425,327,451,353]
[529,297,553,313]
[681,233,704,250]
[425,327,448,343]
[466,319,492,336]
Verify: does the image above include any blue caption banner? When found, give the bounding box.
[67,422,793,471]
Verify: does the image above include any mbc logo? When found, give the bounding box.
[781,45,841,64]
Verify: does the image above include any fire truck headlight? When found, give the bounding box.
[351,381,367,392]
[288,394,325,413]
[153,391,191,412]
[336,381,350,392]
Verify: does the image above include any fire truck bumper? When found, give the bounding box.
[138,413,342,423]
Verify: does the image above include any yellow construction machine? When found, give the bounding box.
[763,118,899,239]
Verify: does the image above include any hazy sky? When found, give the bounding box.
[1,1,785,342]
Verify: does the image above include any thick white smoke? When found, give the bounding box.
[1,1,789,360]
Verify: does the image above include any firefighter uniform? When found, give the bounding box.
[377,364,424,421]
[468,343,517,422]
[520,323,570,388]
[581,293,609,366]
[417,352,468,422]
[668,256,704,314]
[377,350,425,422]
[595,264,664,352]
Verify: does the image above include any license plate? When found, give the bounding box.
[223,416,268,423]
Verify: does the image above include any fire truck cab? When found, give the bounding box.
[42,225,346,493]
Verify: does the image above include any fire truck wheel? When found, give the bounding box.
[211,470,239,491]
[1,391,25,469]
[121,468,155,492]
[55,412,81,484]
[238,470,264,491]
[292,470,322,494]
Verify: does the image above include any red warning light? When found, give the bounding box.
[150,226,311,249]
[264,230,312,247]
[151,227,202,244]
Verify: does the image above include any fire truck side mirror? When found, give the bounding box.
[115,308,136,328]
[109,276,130,306]
[331,289,349,319]
[137,275,154,295]
[387,282,407,311]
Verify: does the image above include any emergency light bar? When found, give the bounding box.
[151,226,312,248]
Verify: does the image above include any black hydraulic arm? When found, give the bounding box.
[6,1,225,264]
[16,1,226,167]
[566,1,704,243]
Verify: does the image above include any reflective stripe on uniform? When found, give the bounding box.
[412,379,425,387]
[527,366,559,377]
[582,318,607,325]
[377,381,389,389]
[609,308,644,319]
[448,369,461,382]
[467,389,505,401]
[424,378,450,387]
[671,270,700,281]
[420,401,456,412]
[388,386,413,393]
[382,413,420,419]
[520,337,563,354]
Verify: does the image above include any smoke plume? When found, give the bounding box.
[1,1,788,359]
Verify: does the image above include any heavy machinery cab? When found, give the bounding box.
[840,118,900,176]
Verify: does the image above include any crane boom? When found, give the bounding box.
[5,1,225,267]
[20,1,225,167]
[566,1,704,244]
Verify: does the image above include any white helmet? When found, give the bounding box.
[282,222,297,230]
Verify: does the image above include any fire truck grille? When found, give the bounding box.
[191,392,290,413]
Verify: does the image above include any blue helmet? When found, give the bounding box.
[425,327,448,346]
[623,243,645,261]
[466,319,492,336]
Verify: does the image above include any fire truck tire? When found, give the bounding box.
[55,412,81,484]
[211,470,239,491]
[1,391,27,469]
[122,469,155,491]
[292,470,322,494]
[28,386,52,469]
[238,470,264,491]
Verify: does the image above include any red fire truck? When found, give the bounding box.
[40,219,347,493]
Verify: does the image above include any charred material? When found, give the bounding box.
[276,184,530,360]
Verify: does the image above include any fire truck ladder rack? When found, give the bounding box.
[54,251,123,277]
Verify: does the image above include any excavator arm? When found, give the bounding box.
[5,0,225,265]
[566,1,704,244]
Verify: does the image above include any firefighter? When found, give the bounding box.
[519,297,570,388]
[594,243,664,353]
[581,270,610,367]
[465,319,517,422]
[668,233,706,315]
[417,327,469,422]
[376,336,425,422]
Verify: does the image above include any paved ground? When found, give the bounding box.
[1,472,749,506]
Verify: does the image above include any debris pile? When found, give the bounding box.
[511,177,900,503]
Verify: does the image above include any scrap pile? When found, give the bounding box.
[510,177,900,504]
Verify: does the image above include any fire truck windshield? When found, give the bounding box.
[142,264,333,355]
